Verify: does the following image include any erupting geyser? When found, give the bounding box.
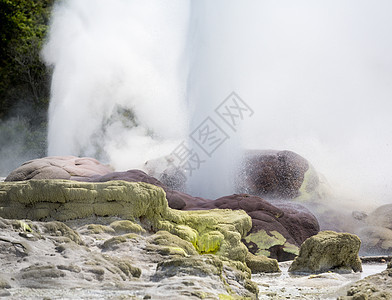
[44,0,392,204]
[44,0,190,170]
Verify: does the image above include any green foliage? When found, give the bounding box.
[0,0,54,173]
[0,0,54,118]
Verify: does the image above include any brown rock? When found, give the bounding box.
[197,194,319,261]
[5,156,113,181]
[237,150,312,199]
[146,150,323,202]
[79,169,208,210]
[78,170,319,261]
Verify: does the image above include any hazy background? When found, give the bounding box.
[42,0,392,205]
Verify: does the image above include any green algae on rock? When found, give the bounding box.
[0,178,275,298]
[101,234,139,250]
[245,252,280,274]
[161,208,252,262]
[243,229,299,259]
[0,179,251,262]
[19,264,66,280]
[146,230,198,257]
[85,224,116,234]
[155,254,223,277]
[294,164,331,203]
[289,231,362,274]
[154,254,258,299]
[0,180,168,223]
[109,220,146,234]
[101,256,142,279]
[41,221,84,245]
[3,214,258,299]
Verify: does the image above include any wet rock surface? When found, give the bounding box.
[254,260,387,299]
[338,260,392,300]
[289,231,362,274]
[144,155,187,192]
[237,150,315,199]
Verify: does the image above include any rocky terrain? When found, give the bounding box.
[0,178,280,299]
[1,153,391,299]
[4,155,321,262]
[338,261,392,300]
[0,214,265,299]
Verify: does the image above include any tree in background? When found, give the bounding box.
[0,0,54,174]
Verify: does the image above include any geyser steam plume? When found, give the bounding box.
[45,0,392,205]
[44,0,190,169]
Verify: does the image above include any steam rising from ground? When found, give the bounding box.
[44,0,190,169]
[44,1,392,205]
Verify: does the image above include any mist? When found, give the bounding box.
[43,0,392,206]
[237,1,392,207]
[44,0,190,169]
[0,117,47,177]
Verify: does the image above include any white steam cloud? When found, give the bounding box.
[44,0,392,205]
[44,0,190,170]
[237,1,392,207]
